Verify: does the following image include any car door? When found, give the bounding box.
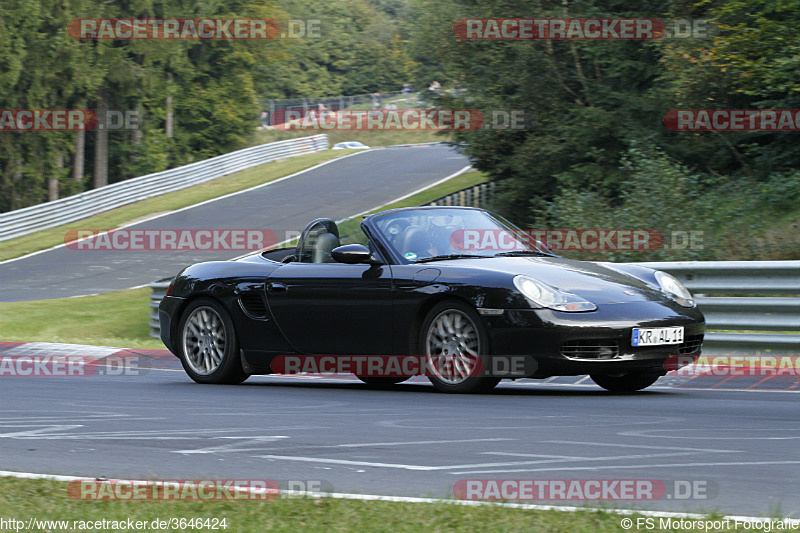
[265,261,394,355]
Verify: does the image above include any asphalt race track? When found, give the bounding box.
[1,343,799,517]
[0,145,469,302]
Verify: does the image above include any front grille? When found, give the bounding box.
[678,334,704,354]
[239,292,267,319]
[561,339,619,359]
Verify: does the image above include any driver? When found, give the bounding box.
[428,215,461,255]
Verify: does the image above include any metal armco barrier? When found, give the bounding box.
[0,134,328,241]
[149,280,172,339]
[629,261,800,355]
[150,260,800,354]
[425,182,496,208]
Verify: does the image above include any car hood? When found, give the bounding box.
[443,256,667,304]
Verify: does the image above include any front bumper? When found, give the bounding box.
[483,301,705,378]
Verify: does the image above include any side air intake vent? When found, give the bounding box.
[239,292,268,319]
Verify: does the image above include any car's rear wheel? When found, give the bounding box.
[421,301,500,393]
[590,371,660,392]
[356,376,409,387]
[178,298,249,384]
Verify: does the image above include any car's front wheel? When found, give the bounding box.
[590,371,660,392]
[178,298,249,384]
[421,301,499,393]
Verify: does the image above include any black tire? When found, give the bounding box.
[177,297,249,384]
[590,371,660,392]
[420,300,500,393]
[356,376,409,387]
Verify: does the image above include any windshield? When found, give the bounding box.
[371,208,553,263]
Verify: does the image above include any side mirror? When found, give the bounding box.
[331,244,382,265]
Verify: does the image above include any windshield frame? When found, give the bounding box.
[363,206,557,265]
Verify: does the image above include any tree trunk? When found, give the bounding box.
[128,105,142,169]
[48,153,63,201]
[48,178,59,201]
[166,72,174,138]
[165,95,173,138]
[73,129,85,182]
[93,90,108,188]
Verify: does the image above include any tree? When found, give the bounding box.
[411,0,669,222]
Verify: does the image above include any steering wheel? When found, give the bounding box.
[385,220,410,248]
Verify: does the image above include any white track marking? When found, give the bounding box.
[174,437,510,455]
[2,342,121,357]
[618,428,800,440]
[543,440,740,453]
[0,426,292,440]
[172,436,291,454]
[451,459,800,475]
[328,437,512,448]
[255,455,453,471]
[254,450,701,472]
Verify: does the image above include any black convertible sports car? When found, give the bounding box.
[159,206,704,393]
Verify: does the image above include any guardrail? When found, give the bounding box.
[627,261,800,355]
[425,182,496,208]
[0,134,328,241]
[149,260,800,353]
[149,280,172,339]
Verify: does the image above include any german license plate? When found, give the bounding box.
[631,326,684,346]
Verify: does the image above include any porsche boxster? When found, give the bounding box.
[159,206,704,393]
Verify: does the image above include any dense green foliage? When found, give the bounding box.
[0,0,417,211]
[412,0,800,260]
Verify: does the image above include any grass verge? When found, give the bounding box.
[0,169,487,349]
[0,477,742,533]
[0,287,162,349]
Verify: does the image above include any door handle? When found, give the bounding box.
[268,282,287,293]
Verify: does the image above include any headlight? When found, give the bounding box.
[513,275,597,312]
[654,271,695,307]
